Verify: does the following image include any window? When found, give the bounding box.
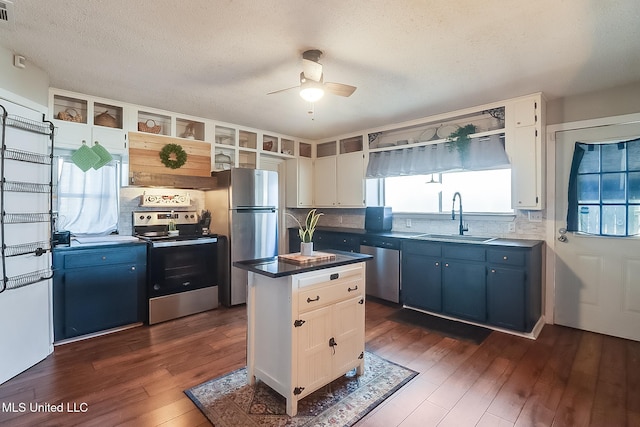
[383,169,513,214]
[568,138,640,236]
[55,154,120,235]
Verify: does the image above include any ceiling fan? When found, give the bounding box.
[267,49,357,102]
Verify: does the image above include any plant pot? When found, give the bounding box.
[300,242,314,256]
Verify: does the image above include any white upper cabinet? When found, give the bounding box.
[49,90,128,153]
[506,93,545,210]
[313,156,338,207]
[513,97,539,127]
[50,88,305,172]
[312,137,366,208]
[336,151,365,207]
[286,157,313,208]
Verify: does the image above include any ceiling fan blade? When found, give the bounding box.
[302,58,323,82]
[324,82,357,97]
[267,85,299,95]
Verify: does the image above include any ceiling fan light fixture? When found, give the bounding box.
[299,80,324,103]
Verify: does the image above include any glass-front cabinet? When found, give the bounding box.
[49,90,128,153]
[137,110,171,136]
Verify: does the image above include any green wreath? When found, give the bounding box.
[159,143,188,169]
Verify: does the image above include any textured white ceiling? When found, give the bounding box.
[1,0,639,139]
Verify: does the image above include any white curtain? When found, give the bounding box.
[366,134,510,178]
[56,158,119,235]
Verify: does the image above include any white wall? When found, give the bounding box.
[547,80,640,125]
[0,45,49,110]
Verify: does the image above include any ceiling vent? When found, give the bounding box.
[0,0,15,29]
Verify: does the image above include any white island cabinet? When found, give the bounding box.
[235,251,371,416]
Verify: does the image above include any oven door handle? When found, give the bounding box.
[151,238,218,248]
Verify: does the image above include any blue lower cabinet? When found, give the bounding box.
[288,228,360,253]
[486,247,541,332]
[403,239,542,333]
[53,243,147,342]
[487,266,526,331]
[402,253,442,312]
[442,261,487,322]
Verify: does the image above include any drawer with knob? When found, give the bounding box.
[62,249,139,268]
[297,266,364,312]
[487,249,526,267]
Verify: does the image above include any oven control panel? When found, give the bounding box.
[133,210,199,226]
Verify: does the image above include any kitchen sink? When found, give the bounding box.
[412,233,497,243]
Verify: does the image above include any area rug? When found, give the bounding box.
[389,308,492,345]
[185,352,417,426]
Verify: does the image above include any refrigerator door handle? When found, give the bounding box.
[235,207,277,213]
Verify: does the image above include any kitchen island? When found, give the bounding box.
[234,250,372,416]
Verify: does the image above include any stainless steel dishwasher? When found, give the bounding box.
[360,237,401,303]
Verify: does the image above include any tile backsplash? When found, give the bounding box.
[119,187,206,235]
[287,207,546,241]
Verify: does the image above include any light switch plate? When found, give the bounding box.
[528,211,543,222]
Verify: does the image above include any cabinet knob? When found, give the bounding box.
[503,256,508,260]
[491,269,496,273]
[435,262,439,266]
[445,263,449,267]
[102,256,106,260]
[131,266,136,271]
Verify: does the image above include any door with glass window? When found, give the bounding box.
[554,122,640,341]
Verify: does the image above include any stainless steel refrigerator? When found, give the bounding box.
[205,168,278,306]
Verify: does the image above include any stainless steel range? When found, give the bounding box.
[133,210,218,324]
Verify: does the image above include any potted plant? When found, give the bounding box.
[168,211,179,237]
[447,124,477,161]
[287,209,323,256]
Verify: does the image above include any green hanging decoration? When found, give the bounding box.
[447,124,477,159]
[159,143,188,169]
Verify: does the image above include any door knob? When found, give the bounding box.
[558,227,568,243]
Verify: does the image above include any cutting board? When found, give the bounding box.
[279,251,337,265]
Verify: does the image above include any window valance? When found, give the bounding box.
[365,134,509,178]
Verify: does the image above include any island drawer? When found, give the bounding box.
[298,277,363,312]
[295,265,364,311]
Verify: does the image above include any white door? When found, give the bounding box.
[554,121,640,341]
[332,295,365,376]
[0,99,53,384]
[297,305,333,397]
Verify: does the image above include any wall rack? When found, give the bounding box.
[0,105,55,293]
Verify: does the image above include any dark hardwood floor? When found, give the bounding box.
[0,301,638,426]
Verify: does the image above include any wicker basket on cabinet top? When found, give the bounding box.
[138,119,161,134]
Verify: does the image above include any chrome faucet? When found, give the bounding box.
[452,192,469,235]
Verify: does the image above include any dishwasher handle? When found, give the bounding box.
[360,238,401,250]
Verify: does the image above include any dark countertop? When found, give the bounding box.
[234,250,372,278]
[53,236,147,250]
[290,226,543,248]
